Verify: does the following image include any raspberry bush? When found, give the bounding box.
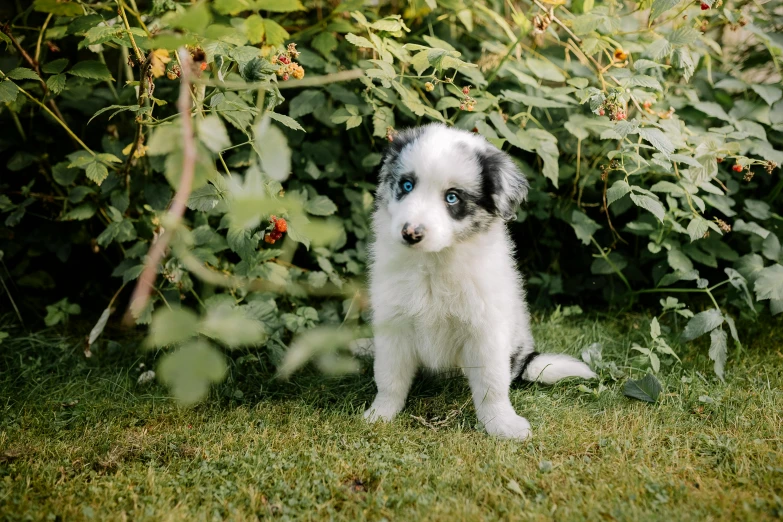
[0,0,780,400]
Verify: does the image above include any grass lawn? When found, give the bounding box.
[1,312,782,521]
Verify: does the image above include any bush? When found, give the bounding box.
[0,0,781,401]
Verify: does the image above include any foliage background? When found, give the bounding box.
[0,0,781,400]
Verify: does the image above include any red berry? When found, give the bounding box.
[275,218,287,233]
[264,234,275,244]
[199,62,208,71]
[462,86,471,95]
[598,108,605,116]
[282,73,289,81]
[279,55,290,64]
[700,2,709,9]
[271,231,283,240]
[732,164,743,172]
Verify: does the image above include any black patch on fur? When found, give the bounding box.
[513,351,540,382]
[474,148,529,220]
[381,127,424,178]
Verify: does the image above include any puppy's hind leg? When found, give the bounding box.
[462,335,532,441]
[364,329,418,423]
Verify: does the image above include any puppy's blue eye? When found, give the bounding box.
[402,180,414,192]
[445,192,459,205]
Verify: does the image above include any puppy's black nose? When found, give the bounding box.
[401,223,425,244]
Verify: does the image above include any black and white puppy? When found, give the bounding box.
[364,123,596,440]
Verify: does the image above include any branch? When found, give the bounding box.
[531,0,582,44]
[196,69,365,91]
[123,48,196,325]
[1,22,68,125]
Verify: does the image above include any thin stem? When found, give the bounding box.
[117,0,145,64]
[590,236,632,291]
[34,13,52,65]
[8,79,94,155]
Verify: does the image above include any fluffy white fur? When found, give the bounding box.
[363,124,596,440]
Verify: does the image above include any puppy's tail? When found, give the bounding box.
[516,351,596,385]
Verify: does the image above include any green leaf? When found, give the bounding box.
[253,120,291,181]
[681,309,724,341]
[199,306,265,348]
[501,91,572,108]
[607,180,631,206]
[751,84,782,106]
[623,373,662,403]
[638,128,674,157]
[171,1,212,33]
[253,0,305,11]
[288,90,326,119]
[197,115,231,154]
[686,216,710,242]
[46,73,67,94]
[245,14,266,44]
[67,61,113,81]
[345,33,375,49]
[63,202,97,221]
[709,328,728,382]
[570,210,601,245]
[305,195,338,216]
[227,226,258,260]
[33,0,82,16]
[650,0,681,21]
[266,111,305,132]
[262,19,289,45]
[42,58,69,74]
[213,0,251,15]
[6,68,40,81]
[0,81,19,104]
[187,184,222,211]
[762,233,781,262]
[158,339,228,406]
[312,32,338,58]
[754,264,783,301]
[146,307,200,348]
[630,194,665,222]
[86,160,109,185]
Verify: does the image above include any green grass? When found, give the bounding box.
[1,313,782,521]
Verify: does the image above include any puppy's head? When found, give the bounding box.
[375,124,528,252]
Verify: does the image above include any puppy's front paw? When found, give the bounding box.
[363,398,400,423]
[484,414,532,441]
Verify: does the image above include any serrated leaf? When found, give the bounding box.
[709,328,727,382]
[650,0,680,21]
[751,84,782,106]
[0,81,19,103]
[570,210,601,245]
[266,111,305,132]
[607,180,631,206]
[630,194,665,222]
[681,309,724,341]
[158,339,227,406]
[754,264,783,301]
[199,306,265,348]
[253,120,291,181]
[227,226,258,260]
[46,73,67,94]
[63,202,97,221]
[198,115,231,153]
[686,216,710,242]
[305,195,338,216]
[33,0,82,16]
[187,184,221,211]
[262,19,289,46]
[345,33,375,50]
[638,127,674,157]
[147,307,200,348]
[288,89,326,119]
[67,60,113,81]
[86,161,109,185]
[42,58,69,74]
[6,68,40,81]
[623,373,662,403]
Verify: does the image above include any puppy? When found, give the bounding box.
[364,123,596,440]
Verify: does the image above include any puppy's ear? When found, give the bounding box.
[476,147,529,220]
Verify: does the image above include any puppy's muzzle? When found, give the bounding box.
[401,223,425,245]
